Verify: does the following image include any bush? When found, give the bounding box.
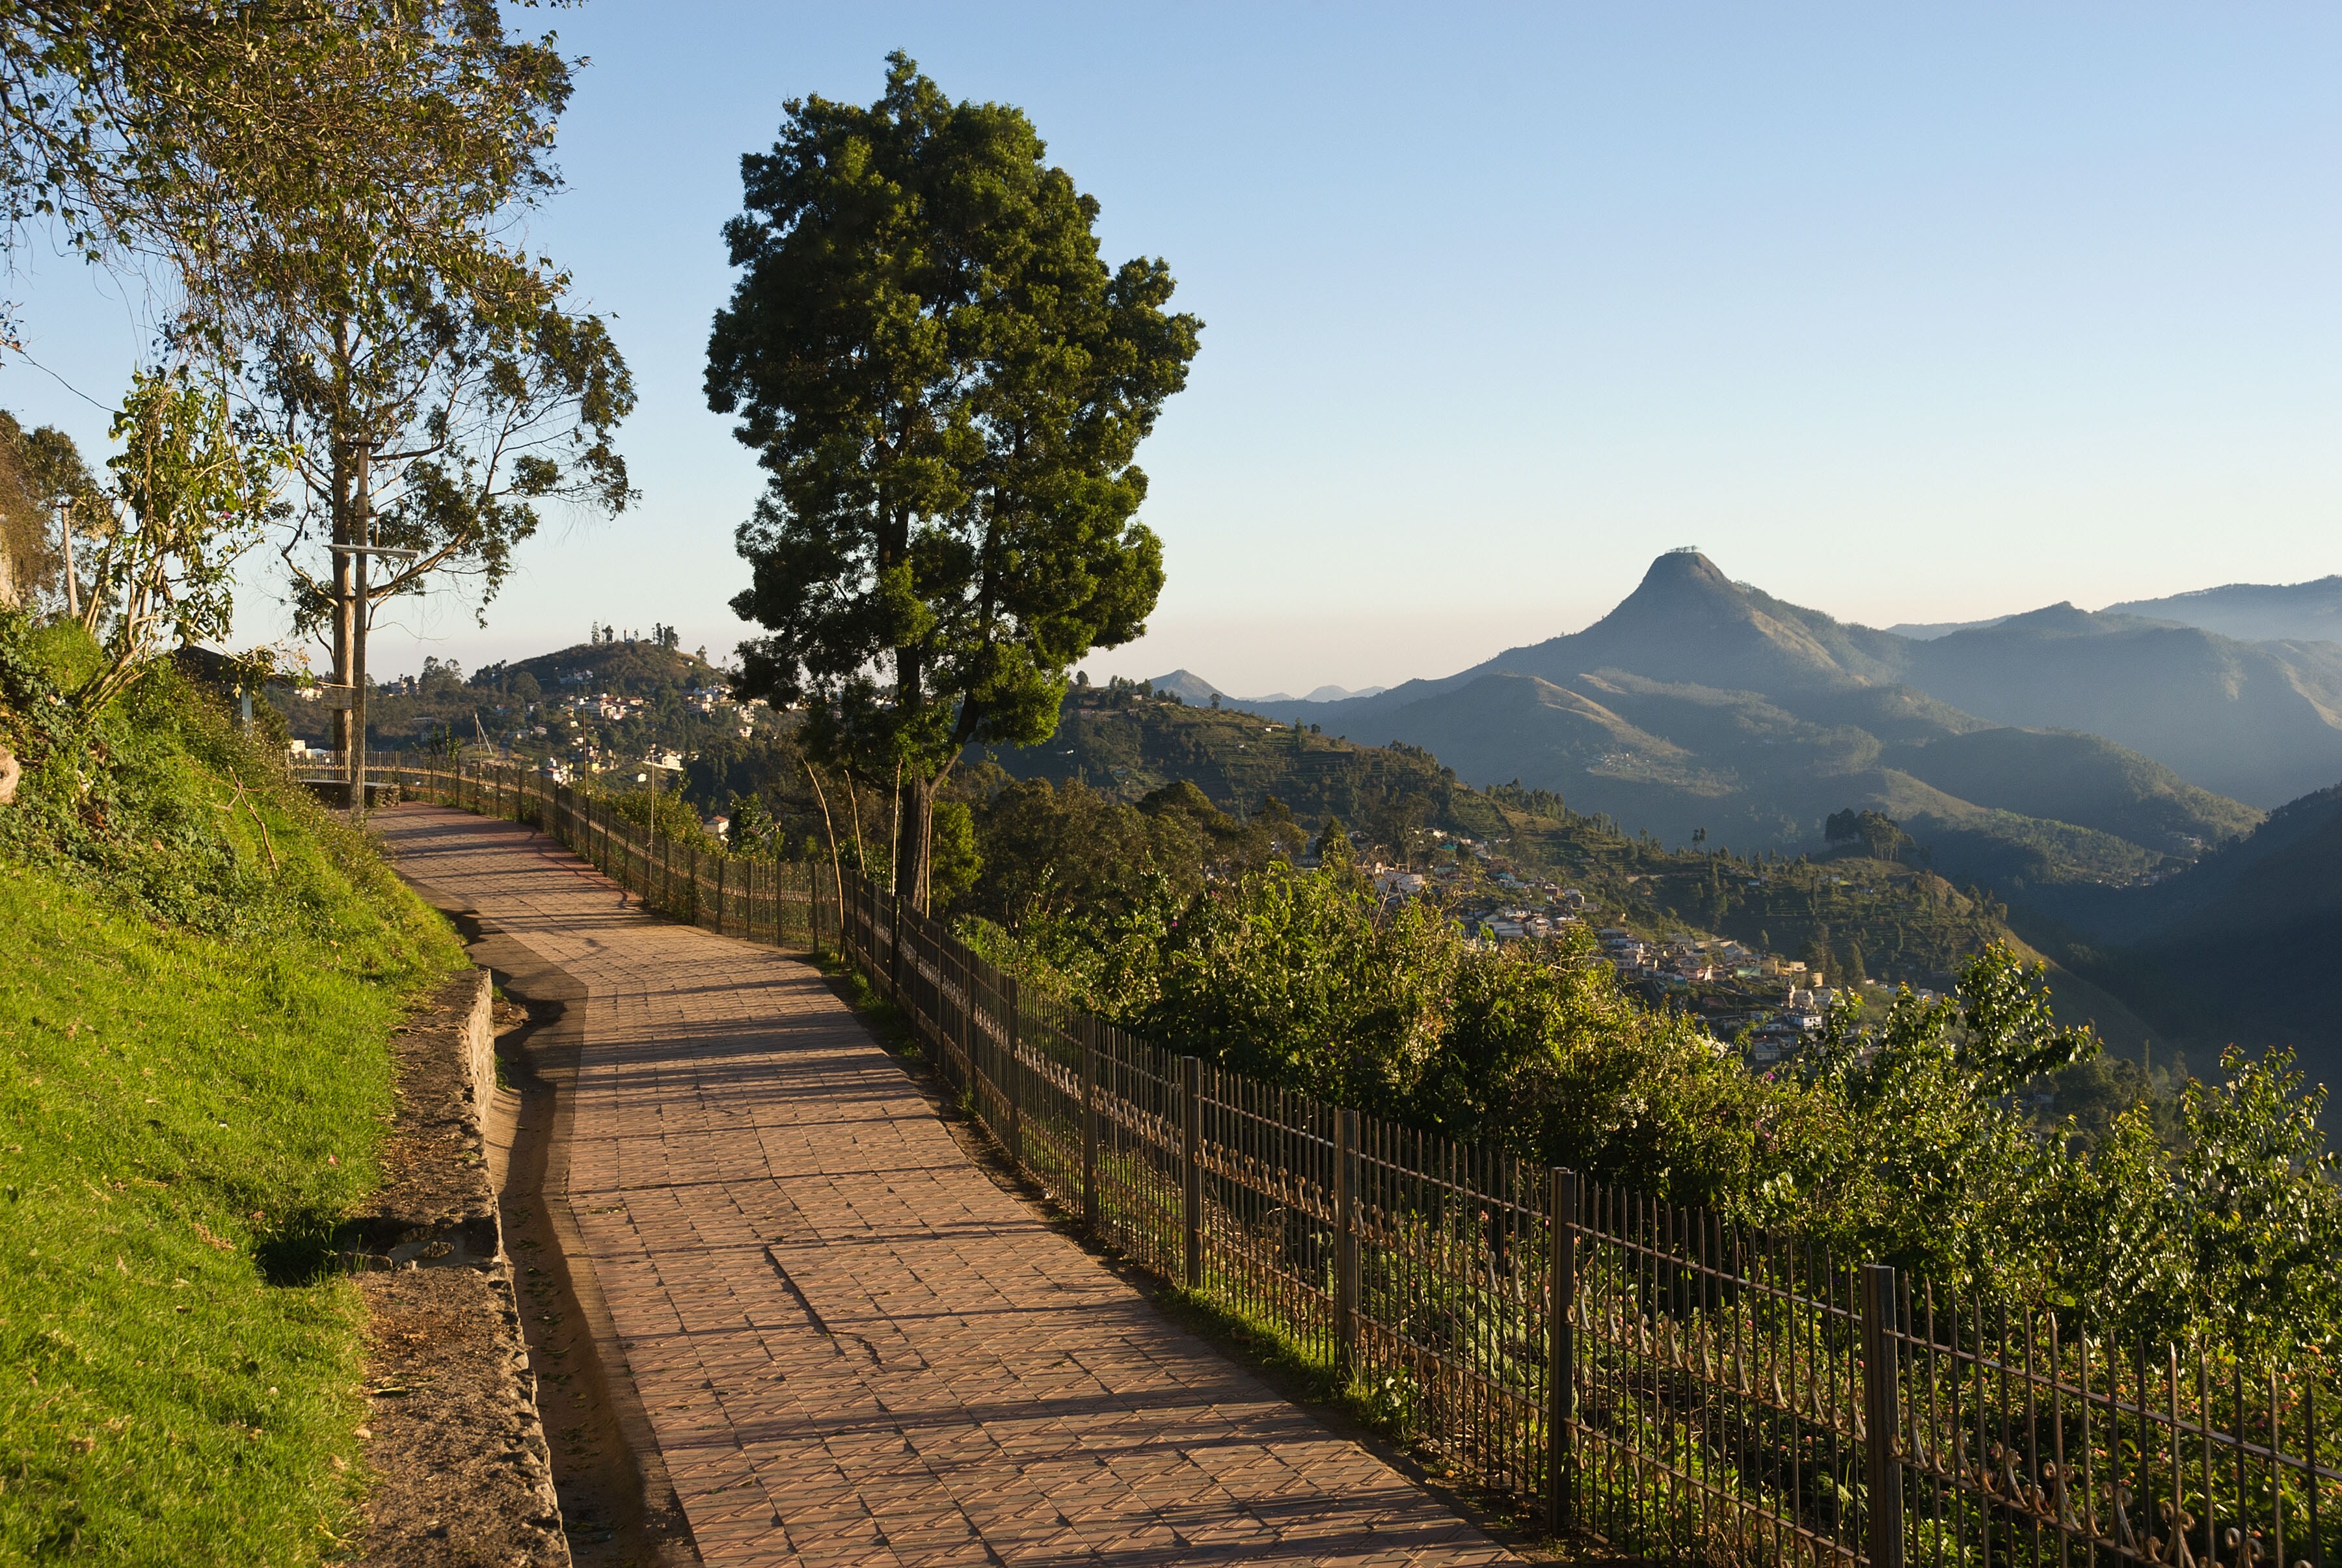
[976,828,2342,1357]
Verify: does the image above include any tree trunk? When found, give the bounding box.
[895,770,937,915]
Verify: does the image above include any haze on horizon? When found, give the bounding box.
[5,3,2337,696]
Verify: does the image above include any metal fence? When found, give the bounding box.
[373,759,2339,1567]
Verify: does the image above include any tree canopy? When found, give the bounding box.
[0,2,573,341]
[707,52,1200,907]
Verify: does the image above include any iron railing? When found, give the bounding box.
[369,759,2338,1567]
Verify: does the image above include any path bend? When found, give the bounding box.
[379,804,1522,1568]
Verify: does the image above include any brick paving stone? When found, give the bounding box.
[379,805,1525,1568]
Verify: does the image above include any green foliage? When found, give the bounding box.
[982,797,2339,1355]
[598,784,718,853]
[2174,1050,2342,1357]
[0,407,100,612]
[926,796,981,909]
[709,51,1200,900]
[1824,807,1910,861]
[0,612,423,951]
[208,0,630,645]
[77,369,287,712]
[725,788,777,854]
[956,776,1295,932]
[1142,859,1461,1112]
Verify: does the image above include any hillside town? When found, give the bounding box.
[1373,829,1883,1066]
[278,637,771,787]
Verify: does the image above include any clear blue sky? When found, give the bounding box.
[7,3,2339,694]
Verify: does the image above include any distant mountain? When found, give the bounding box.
[1246,554,2270,884]
[1152,670,1388,706]
[1255,683,1389,703]
[1261,550,2342,809]
[2104,576,2342,647]
[1148,669,1224,705]
[1897,606,2342,807]
[1885,617,2007,640]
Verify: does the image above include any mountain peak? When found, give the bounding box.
[1604,548,1766,632]
[1465,550,1875,694]
[1635,548,1737,596]
[1148,669,1224,705]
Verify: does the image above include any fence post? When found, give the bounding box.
[1182,1057,1204,1291]
[1081,1018,1099,1233]
[1336,1108,1358,1375]
[1003,972,1022,1164]
[1862,1262,1905,1568]
[887,890,902,997]
[1546,1167,1580,1534]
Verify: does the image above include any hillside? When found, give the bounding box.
[2062,783,2342,1093]
[2105,576,2342,646]
[1,615,466,1557]
[271,637,762,777]
[984,681,2115,1009]
[1879,727,2262,858]
[484,637,727,698]
[1896,606,2342,808]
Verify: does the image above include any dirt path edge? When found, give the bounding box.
[354,968,571,1567]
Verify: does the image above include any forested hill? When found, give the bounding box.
[474,638,725,699]
[983,679,2149,1031]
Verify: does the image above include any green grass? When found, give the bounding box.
[1,615,466,1561]
[0,866,462,1561]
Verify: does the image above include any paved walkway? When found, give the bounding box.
[378,806,1520,1568]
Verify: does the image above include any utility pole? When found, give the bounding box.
[351,442,368,815]
[58,495,78,621]
[332,435,355,771]
[330,440,416,818]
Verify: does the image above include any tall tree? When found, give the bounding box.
[707,53,1200,909]
[0,4,623,783]
[0,409,98,612]
[201,8,632,774]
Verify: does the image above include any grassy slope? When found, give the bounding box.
[1,627,463,1561]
